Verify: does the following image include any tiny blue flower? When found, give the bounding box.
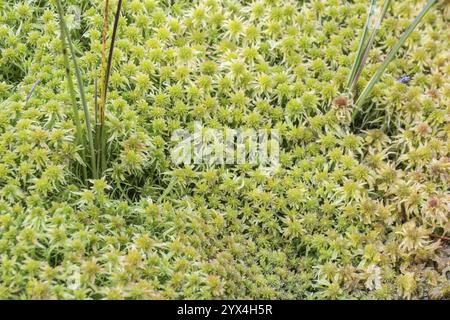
[397,75,411,84]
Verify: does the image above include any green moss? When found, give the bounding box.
[0,0,448,300]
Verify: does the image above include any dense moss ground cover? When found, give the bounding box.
[0,0,448,299]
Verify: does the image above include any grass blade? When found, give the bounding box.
[56,2,88,182]
[94,73,101,174]
[347,0,377,89]
[103,0,122,113]
[25,79,40,104]
[354,0,438,114]
[94,74,98,124]
[56,0,98,179]
[100,0,123,175]
[97,0,109,175]
[99,0,109,125]
[350,0,392,93]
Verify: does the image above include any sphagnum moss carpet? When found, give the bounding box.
[0,0,448,299]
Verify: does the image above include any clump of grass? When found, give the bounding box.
[56,0,123,181]
[349,0,438,122]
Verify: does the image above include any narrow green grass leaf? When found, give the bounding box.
[97,0,109,175]
[350,0,392,92]
[99,0,109,126]
[56,1,88,182]
[347,0,377,89]
[100,0,123,175]
[56,0,98,179]
[103,0,122,112]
